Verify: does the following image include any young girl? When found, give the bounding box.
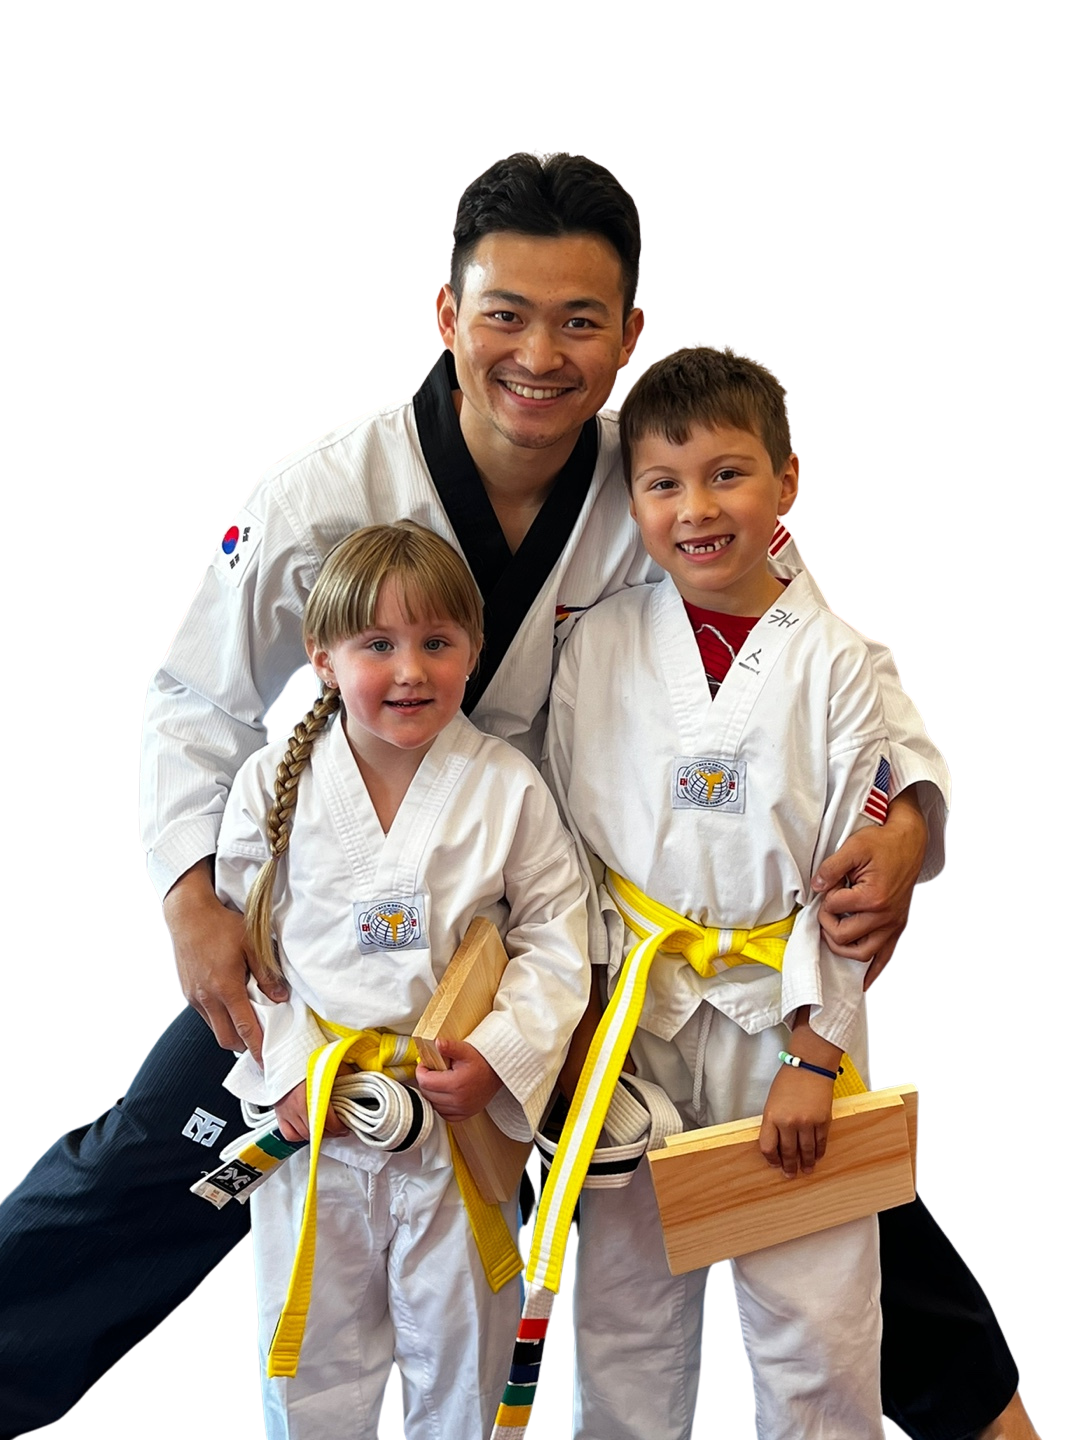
[215,521,589,1440]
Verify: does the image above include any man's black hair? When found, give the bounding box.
[450,153,641,317]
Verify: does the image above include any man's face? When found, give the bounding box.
[437,232,643,460]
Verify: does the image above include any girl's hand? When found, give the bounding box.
[415,1039,502,1122]
[274,1081,311,1142]
[273,1077,349,1142]
[759,1065,835,1179]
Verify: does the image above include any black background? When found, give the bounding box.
[6,137,1042,1440]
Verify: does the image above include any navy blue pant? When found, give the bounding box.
[0,1008,1017,1438]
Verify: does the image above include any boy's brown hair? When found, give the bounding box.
[619,346,792,484]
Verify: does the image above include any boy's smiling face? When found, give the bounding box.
[629,422,798,616]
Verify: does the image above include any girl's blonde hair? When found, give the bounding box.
[244,521,484,979]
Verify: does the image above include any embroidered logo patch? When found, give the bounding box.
[207,1158,262,1196]
[182,1107,227,1147]
[672,757,746,812]
[213,508,262,586]
[353,893,427,952]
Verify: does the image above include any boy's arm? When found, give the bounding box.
[768,642,892,1169]
[779,547,949,982]
[812,634,949,986]
[759,1007,842,1177]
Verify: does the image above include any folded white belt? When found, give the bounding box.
[192,1071,435,1209]
[534,1075,682,1191]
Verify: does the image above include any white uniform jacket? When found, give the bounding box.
[546,572,889,1056]
[142,354,654,899]
[216,711,589,1155]
[141,356,947,901]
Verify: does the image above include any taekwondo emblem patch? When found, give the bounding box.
[672,756,746,813]
[213,507,262,587]
[353,893,427,953]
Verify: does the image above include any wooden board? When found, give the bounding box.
[413,917,532,1204]
[647,1085,918,1274]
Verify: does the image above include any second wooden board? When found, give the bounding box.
[647,1085,917,1275]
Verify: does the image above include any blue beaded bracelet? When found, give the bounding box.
[778,1050,842,1082]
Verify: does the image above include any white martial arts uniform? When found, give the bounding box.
[141,358,947,904]
[215,710,590,1440]
[546,572,893,1440]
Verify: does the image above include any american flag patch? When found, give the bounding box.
[861,756,891,824]
[769,522,792,557]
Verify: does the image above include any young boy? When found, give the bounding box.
[546,347,892,1440]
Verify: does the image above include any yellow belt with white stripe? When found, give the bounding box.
[491,869,862,1439]
[527,870,798,1295]
[267,1019,522,1380]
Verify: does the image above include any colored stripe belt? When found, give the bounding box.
[490,870,862,1439]
[267,1019,522,1378]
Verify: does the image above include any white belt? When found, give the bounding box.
[534,1075,682,1191]
[191,1071,435,1209]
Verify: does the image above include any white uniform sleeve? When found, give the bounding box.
[863,634,949,880]
[779,640,890,1055]
[775,536,949,881]
[543,629,622,976]
[141,486,318,899]
[466,775,591,1141]
[214,749,327,1106]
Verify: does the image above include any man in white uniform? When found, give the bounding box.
[0,153,1031,1440]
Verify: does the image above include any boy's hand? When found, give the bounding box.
[415,1039,502,1122]
[273,1078,349,1143]
[812,789,927,988]
[759,1065,835,1178]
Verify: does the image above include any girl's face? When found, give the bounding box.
[306,578,479,767]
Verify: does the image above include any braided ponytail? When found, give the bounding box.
[244,688,341,980]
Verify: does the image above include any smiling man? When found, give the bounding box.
[0,153,1033,1440]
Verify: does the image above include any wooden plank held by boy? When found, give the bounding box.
[413,917,533,1205]
[647,1084,918,1275]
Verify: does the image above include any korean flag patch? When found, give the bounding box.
[214,508,262,587]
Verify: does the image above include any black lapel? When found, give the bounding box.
[412,353,599,713]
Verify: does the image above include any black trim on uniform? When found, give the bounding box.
[413,352,598,714]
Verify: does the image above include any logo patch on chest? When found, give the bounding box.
[672,757,746,812]
[353,893,427,952]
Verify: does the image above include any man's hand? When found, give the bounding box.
[415,1039,502,1123]
[811,789,928,989]
[163,859,289,1060]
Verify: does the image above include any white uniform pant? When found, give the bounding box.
[573,1007,884,1440]
[251,1146,520,1440]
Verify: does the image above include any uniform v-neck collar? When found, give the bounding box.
[412,352,599,713]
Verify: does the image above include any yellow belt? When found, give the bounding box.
[608,871,866,1100]
[524,870,801,1297]
[267,1019,522,1380]
[493,870,864,1437]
